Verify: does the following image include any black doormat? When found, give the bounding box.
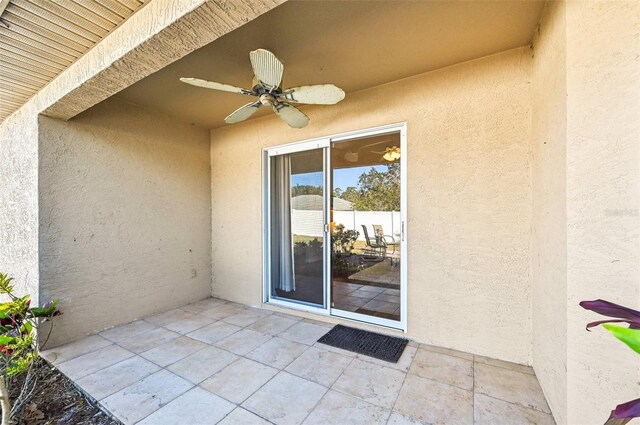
[317,324,408,363]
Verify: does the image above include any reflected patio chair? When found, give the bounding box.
[372,224,397,254]
[361,225,386,259]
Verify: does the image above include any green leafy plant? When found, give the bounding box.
[580,299,640,424]
[0,273,61,425]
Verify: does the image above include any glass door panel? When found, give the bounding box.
[269,148,326,308]
[330,131,402,322]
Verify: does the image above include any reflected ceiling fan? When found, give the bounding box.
[342,141,401,162]
[180,49,345,128]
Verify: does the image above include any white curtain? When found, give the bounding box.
[271,155,296,292]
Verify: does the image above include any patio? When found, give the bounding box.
[42,298,554,425]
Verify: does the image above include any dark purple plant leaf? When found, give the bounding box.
[579,300,640,330]
[614,397,640,419]
[586,319,638,329]
[604,412,632,425]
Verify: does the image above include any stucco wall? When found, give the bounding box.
[38,98,211,347]
[210,48,533,364]
[0,109,39,302]
[531,1,568,423]
[565,1,640,424]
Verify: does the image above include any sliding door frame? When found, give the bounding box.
[263,137,331,316]
[262,123,407,331]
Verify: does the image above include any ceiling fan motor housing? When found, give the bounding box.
[259,93,277,106]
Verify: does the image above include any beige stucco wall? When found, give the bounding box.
[0,109,40,301]
[38,98,211,346]
[531,1,568,423]
[565,1,640,424]
[211,48,533,364]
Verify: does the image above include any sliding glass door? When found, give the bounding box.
[264,124,406,329]
[266,140,330,311]
[330,132,402,324]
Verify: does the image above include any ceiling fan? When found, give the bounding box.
[180,49,345,128]
[342,140,401,162]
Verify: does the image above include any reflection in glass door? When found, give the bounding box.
[330,132,402,323]
[265,124,406,329]
[269,148,326,308]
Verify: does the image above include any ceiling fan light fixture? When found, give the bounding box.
[383,146,401,161]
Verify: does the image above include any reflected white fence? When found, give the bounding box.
[292,209,401,241]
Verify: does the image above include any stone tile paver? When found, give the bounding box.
[162,312,217,334]
[144,308,193,327]
[100,320,157,343]
[200,358,278,404]
[214,328,272,355]
[242,371,327,425]
[137,386,234,425]
[474,354,535,375]
[57,344,134,380]
[101,369,193,424]
[394,374,473,425]
[246,336,309,369]
[187,321,241,344]
[140,335,207,367]
[409,346,473,390]
[303,390,389,425]
[222,308,272,327]
[285,346,353,387]
[475,362,551,413]
[474,393,556,425]
[76,356,160,400]
[332,358,405,409]
[387,411,428,424]
[49,297,554,425]
[249,313,299,335]
[116,327,181,353]
[219,407,272,425]
[167,346,238,384]
[419,343,474,361]
[277,321,330,345]
[199,302,247,320]
[41,335,112,365]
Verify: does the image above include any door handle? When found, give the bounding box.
[402,222,405,241]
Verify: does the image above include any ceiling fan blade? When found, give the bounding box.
[272,103,309,129]
[224,101,262,124]
[180,78,253,95]
[279,84,345,105]
[249,49,284,91]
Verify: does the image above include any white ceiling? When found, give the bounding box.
[0,0,148,122]
[115,0,545,129]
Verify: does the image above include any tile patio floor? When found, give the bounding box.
[42,298,555,425]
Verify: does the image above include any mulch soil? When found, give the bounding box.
[6,357,121,425]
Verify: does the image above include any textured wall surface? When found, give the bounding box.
[38,98,211,347]
[210,48,533,364]
[0,108,39,301]
[531,2,568,423]
[565,1,640,424]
